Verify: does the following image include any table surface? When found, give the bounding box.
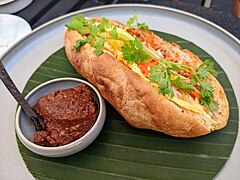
[14,0,240,40]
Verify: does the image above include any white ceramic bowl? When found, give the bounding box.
[15,77,106,157]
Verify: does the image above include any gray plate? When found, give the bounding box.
[0,4,239,180]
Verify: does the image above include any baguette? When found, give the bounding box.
[64,15,229,137]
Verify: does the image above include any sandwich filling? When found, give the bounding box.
[65,15,220,130]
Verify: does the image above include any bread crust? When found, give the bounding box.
[64,28,229,138]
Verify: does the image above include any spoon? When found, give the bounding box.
[0,60,44,131]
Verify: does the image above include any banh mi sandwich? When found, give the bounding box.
[64,15,229,138]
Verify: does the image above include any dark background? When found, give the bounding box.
[15,0,239,39]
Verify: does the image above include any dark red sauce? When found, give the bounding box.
[33,83,98,147]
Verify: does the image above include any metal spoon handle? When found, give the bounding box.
[0,60,43,131]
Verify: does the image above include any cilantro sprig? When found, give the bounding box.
[149,65,174,97]
[190,60,219,110]
[65,14,92,35]
[121,38,150,64]
[91,37,106,56]
[126,15,149,30]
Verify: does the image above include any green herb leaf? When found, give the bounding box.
[196,60,218,80]
[208,101,219,111]
[160,76,174,98]
[89,25,99,37]
[200,82,214,98]
[126,15,138,29]
[74,39,89,49]
[171,77,195,94]
[200,97,219,111]
[74,35,95,50]
[149,64,174,98]
[65,14,90,35]
[121,38,150,64]
[91,37,106,56]
[164,61,183,71]
[199,81,218,110]
[98,18,111,32]
[109,26,118,39]
[190,75,199,85]
[149,64,161,82]
[137,23,149,30]
[149,63,174,98]
[126,15,150,30]
[198,60,219,77]
[189,60,219,110]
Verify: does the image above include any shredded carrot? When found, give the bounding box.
[178,89,185,96]
[137,60,158,78]
[190,91,201,99]
[93,18,102,23]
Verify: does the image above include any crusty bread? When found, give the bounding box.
[64,27,229,137]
